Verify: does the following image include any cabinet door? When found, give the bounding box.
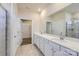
[60,46,77,56]
[39,37,45,54]
[44,38,49,55]
[78,53,79,56]
[36,35,40,48]
[33,34,39,48]
[48,41,60,56]
[33,34,35,44]
[38,36,41,49]
[33,34,37,45]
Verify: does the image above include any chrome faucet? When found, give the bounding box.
[40,31,42,34]
[60,32,64,40]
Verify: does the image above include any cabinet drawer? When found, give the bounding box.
[61,46,77,56]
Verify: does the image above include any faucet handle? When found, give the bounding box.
[60,32,63,36]
[60,32,65,40]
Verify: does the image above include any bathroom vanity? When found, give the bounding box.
[33,33,79,56]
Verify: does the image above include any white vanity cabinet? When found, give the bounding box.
[33,33,79,56]
[60,46,78,56]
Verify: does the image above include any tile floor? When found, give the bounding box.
[21,38,31,45]
[16,44,43,56]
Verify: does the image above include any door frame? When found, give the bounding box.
[0,5,7,56]
[21,19,32,44]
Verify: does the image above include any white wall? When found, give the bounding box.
[10,4,22,56]
[18,9,40,33]
[40,10,47,33]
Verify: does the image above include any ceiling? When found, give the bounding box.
[17,3,51,13]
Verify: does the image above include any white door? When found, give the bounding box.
[0,6,6,56]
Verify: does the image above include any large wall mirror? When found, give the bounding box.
[46,3,79,39]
